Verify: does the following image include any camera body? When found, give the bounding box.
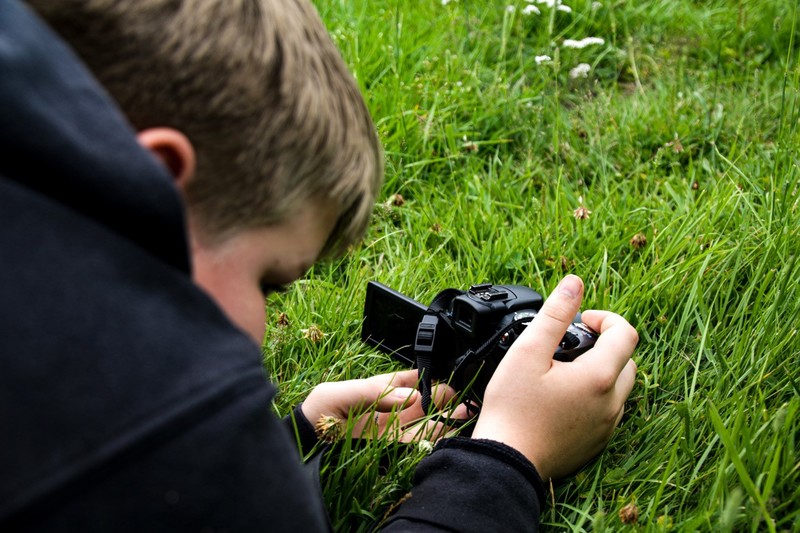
[361,281,597,407]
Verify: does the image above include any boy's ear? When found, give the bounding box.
[137,128,196,192]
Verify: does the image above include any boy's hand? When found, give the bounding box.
[301,369,468,442]
[472,275,638,480]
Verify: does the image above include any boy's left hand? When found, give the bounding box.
[301,369,468,442]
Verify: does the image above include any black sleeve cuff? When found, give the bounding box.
[281,403,321,459]
[383,436,546,531]
[434,436,547,509]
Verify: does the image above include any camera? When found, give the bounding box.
[361,281,598,411]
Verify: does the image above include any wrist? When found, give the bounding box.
[472,418,552,480]
[285,403,325,456]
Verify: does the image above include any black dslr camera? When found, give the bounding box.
[361,281,597,412]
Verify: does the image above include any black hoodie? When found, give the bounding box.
[0,2,543,531]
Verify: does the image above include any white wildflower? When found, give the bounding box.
[536,0,570,8]
[591,1,602,10]
[562,37,605,49]
[441,0,452,5]
[535,55,552,64]
[506,5,515,12]
[569,63,591,79]
[523,4,541,14]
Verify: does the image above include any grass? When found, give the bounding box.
[264,1,800,530]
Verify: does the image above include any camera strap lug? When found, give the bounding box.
[414,288,461,413]
[414,315,438,413]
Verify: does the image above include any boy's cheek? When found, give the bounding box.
[219,287,268,344]
[193,268,267,343]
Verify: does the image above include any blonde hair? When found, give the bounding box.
[27,0,382,257]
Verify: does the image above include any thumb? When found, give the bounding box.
[371,384,420,413]
[507,275,584,369]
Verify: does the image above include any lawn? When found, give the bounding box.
[265,1,800,530]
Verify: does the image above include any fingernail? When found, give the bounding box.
[392,387,417,400]
[558,275,582,299]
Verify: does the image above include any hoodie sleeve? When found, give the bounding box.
[382,437,545,532]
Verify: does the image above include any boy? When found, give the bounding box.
[1,0,637,530]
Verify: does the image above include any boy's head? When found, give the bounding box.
[27,0,383,340]
[27,0,382,255]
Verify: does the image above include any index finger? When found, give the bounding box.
[373,369,421,389]
[579,309,639,374]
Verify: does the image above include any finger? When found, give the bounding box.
[580,310,639,375]
[430,382,459,410]
[615,404,625,426]
[430,402,472,425]
[507,275,585,369]
[398,419,452,443]
[603,360,636,438]
[372,383,420,412]
[614,358,637,405]
[367,369,427,411]
[612,372,636,432]
[389,386,470,429]
[448,402,472,420]
[355,399,474,441]
[372,369,422,389]
[390,382,454,426]
[355,409,436,442]
[319,378,419,416]
[405,405,473,441]
[352,409,403,439]
[385,379,459,421]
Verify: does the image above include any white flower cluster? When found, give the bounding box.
[528,0,573,12]
[562,37,605,49]
[569,63,591,78]
[441,0,607,81]
[561,36,605,80]
[528,3,606,80]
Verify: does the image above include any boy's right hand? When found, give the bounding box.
[472,275,638,481]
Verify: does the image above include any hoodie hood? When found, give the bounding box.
[0,0,190,273]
